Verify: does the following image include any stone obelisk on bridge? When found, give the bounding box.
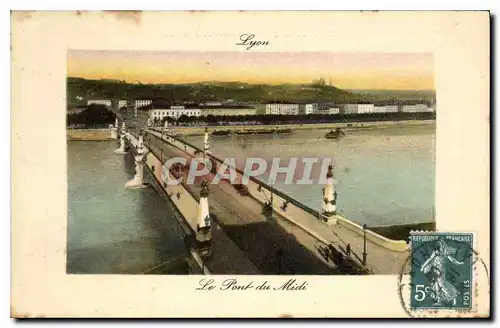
[195,180,212,255]
[114,121,127,154]
[125,133,148,189]
[322,165,338,224]
[111,118,118,139]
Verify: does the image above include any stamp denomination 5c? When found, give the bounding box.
[410,232,474,310]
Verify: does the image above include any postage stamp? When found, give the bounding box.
[410,232,474,311]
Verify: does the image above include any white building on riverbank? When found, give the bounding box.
[200,107,257,116]
[339,103,406,114]
[401,104,429,112]
[303,103,339,115]
[265,103,300,115]
[135,100,153,109]
[304,104,319,115]
[87,99,112,107]
[118,100,128,109]
[341,104,359,114]
[314,107,340,115]
[374,106,387,113]
[149,106,201,121]
[386,105,399,112]
[357,104,375,114]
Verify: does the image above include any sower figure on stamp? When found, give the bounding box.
[328,244,335,262]
[420,238,464,306]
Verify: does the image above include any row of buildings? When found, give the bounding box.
[146,102,433,121]
[266,103,434,115]
[85,99,435,121]
[148,106,256,121]
[304,104,340,115]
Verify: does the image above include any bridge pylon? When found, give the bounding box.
[111,118,119,139]
[321,165,338,224]
[195,180,212,256]
[125,134,148,189]
[114,122,128,155]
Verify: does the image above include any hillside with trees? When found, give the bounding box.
[67,104,116,128]
[67,77,361,108]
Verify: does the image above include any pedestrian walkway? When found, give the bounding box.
[266,194,409,274]
[146,133,338,274]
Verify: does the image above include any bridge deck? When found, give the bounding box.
[144,131,339,274]
[144,128,409,274]
[128,133,260,275]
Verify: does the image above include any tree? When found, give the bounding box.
[66,104,116,127]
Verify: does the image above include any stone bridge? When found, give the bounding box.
[114,118,410,274]
[141,126,410,274]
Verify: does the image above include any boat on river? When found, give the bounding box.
[325,128,345,140]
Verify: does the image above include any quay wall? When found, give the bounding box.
[157,120,435,136]
[147,128,409,253]
[67,128,114,141]
[335,217,408,252]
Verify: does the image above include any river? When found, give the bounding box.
[67,124,435,273]
[67,140,189,274]
[185,124,436,227]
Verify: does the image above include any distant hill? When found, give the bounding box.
[67,77,436,108]
[67,77,360,107]
[346,89,436,104]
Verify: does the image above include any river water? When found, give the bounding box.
[67,124,434,273]
[67,140,188,274]
[185,124,436,227]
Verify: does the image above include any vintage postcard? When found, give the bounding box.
[11,11,490,318]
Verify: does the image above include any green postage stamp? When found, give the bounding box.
[410,232,474,310]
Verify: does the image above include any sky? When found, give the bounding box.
[67,50,434,90]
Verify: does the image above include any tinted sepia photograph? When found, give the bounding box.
[67,50,436,275]
[11,11,489,318]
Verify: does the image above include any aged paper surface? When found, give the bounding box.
[11,11,489,318]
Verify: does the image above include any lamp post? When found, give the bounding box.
[362,224,367,266]
[277,248,283,274]
[319,188,323,222]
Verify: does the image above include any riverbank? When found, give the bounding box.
[67,128,114,141]
[370,222,436,241]
[165,120,435,136]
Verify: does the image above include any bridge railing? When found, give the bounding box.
[143,127,409,259]
[149,128,323,220]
